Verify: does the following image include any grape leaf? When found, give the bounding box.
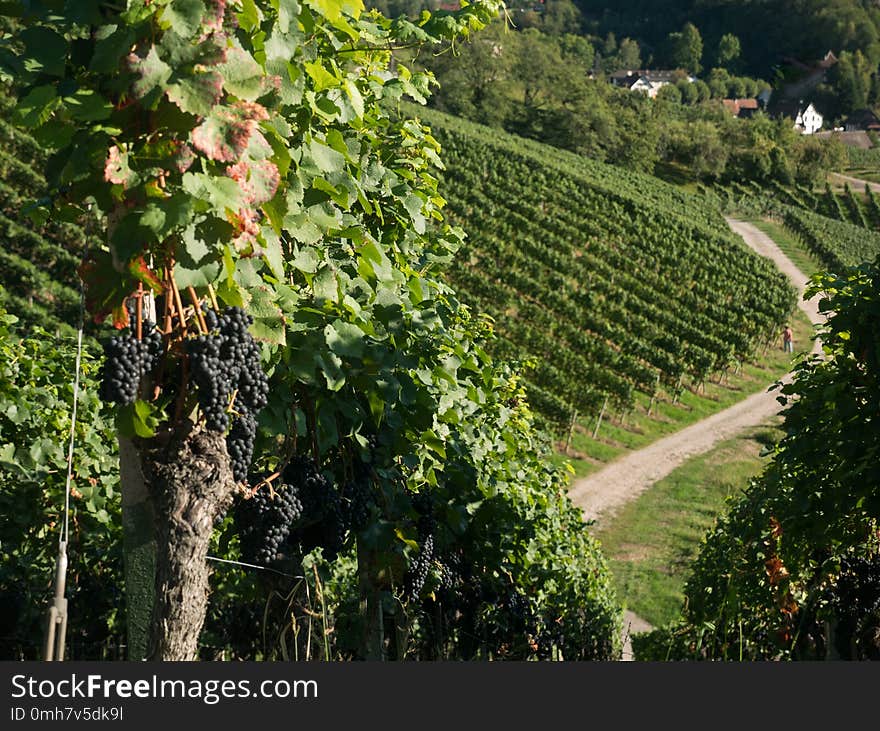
[20,27,68,77]
[127,45,172,108]
[167,71,224,116]
[227,159,280,205]
[90,24,136,73]
[325,320,365,359]
[162,0,207,39]
[14,85,59,129]
[181,171,243,212]
[173,257,222,289]
[220,46,267,101]
[65,89,114,122]
[190,100,269,161]
[275,0,300,33]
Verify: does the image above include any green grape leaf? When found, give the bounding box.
[162,0,207,39]
[182,172,243,212]
[20,27,68,77]
[117,401,159,439]
[64,89,114,122]
[167,71,224,116]
[90,24,136,73]
[325,320,365,359]
[220,46,268,101]
[15,85,59,128]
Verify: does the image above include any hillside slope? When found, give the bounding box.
[412,107,797,430]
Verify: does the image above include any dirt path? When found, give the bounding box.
[568,219,823,526]
[621,610,653,661]
[829,172,880,194]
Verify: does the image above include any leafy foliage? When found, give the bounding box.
[637,261,880,660]
[0,298,124,659]
[0,0,622,658]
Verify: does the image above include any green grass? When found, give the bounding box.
[746,217,825,279]
[549,306,814,478]
[594,421,783,627]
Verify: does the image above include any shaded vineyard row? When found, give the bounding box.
[0,95,97,334]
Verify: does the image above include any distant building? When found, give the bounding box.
[817,50,838,70]
[794,102,824,134]
[722,98,760,119]
[609,69,694,99]
[775,100,824,134]
[844,109,880,133]
[757,88,773,108]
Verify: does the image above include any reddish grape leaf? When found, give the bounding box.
[203,0,228,33]
[226,159,280,206]
[78,250,136,326]
[104,145,136,187]
[190,100,269,162]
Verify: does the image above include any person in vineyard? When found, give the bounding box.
[783,324,794,353]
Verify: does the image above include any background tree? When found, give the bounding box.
[665,22,703,74]
[421,21,513,127]
[715,32,741,70]
[655,83,683,104]
[542,0,583,35]
[616,37,642,70]
[676,78,699,104]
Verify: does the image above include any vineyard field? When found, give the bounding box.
[411,107,797,432]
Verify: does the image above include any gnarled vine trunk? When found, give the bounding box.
[136,421,236,661]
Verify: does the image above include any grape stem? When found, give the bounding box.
[187,286,208,334]
[135,283,144,341]
[161,267,173,337]
[206,283,220,312]
[169,273,188,336]
[248,470,282,498]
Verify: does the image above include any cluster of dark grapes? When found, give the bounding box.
[227,413,257,487]
[186,306,270,481]
[405,534,434,601]
[342,474,375,533]
[404,493,437,600]
[501,590,535,635]
[235,484,303,566]
[233,453,381,566]
[287,455,348,561]
[99,320,163,405]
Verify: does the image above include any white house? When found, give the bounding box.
[794,103,823,134]
[609,70,694,99]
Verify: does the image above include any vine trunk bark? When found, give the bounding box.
[136,421,236,660]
